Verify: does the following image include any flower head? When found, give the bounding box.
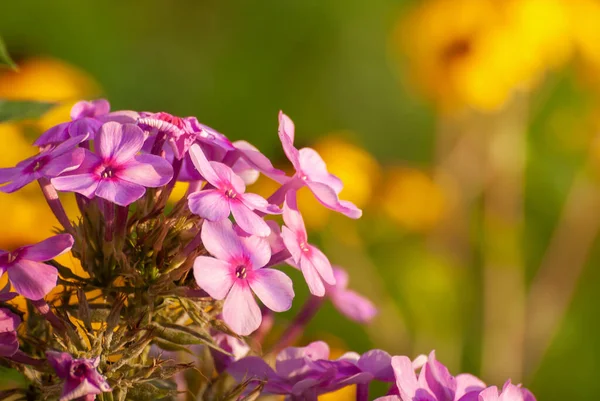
[277,112,362,218]
[193,219,294,335]
[188,144,280,236]
[46,351,112,401]
[51,122,174,206]
[281,191,335,296]
[0,134,86,193]
[0,308,21,357]
[478,381,536,401]
[0,234,73,300]
[326,267,377,323]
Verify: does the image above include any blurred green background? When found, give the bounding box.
[2,0,600,400]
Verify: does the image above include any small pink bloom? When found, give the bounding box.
[326,267,377,323]
[281,191,335,296]
[188,144,280,237]
[0,234,73,300]
[46,351,112,401]
[0,308,21,357]
[277,111,362,218]
[193,219,294,335]
[478,381,536,401]
[51,122,174,206]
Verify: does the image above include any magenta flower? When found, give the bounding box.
[211,331,251,373]
[326,267,377,323]
[70,99,110,120]
[51,122,174,206]
[0,234,73,300]
[281,191,335,296]
[0,308,21,357]
[478,382,536,401]
[193,219,294,335]
[188,144,280,237]
[0,135,86,193]
[389,351,486,401]
[277,111,362,218]
[46,351,111,401]
[138,112,199,160]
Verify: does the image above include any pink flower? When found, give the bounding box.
[0,234,73,300]
[193,219,294,335]
[326,267,377,323]
[188,144,280,237]
[390,351,485,401]
[0,308,21,357]
[478,382,536,401]
[51,122,174,206]
[0,134,86,193]
[281,191,335,296]
[277,111,362,218]
[46,351,112,401]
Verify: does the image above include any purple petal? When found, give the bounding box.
[0,170,33,193]
[478,386,499,401]
[298,147,343,194]
[201,219,244,262]
[278,111,300,170]
[307,245,335,285]
[392,356,433,401]
[223,282,261,335]
[193,256,234,300]
[70,99,110,119]
[20,234,74,262]
[424,351,457,401]
[117,154,174,187]
[212,163,246,193]
[331,266,349,289]
[100,110,139,124]
[266,221,286,254]
[46,351,73,378]
[42,148,85,177]
[8,260,57,300]
[330,289,377,323]
[62,378,105,401]
[51,173,99,198]
[189,144,221,187]
[0,332,18,357]
[373,397,402,401]
[240,234,271,269]
[234,140,287,182]
[188,190,231,221]
[281,226,303,264]
[95,179,146,206]
[0,167,20,185]
[282,191,307,236]
[241,192,282,215]
[299,257,326,297]
[455,374,486,400]
[34,122,70,146]
[67,118,102,141]
[228,356,279,383]
[96,122,145,164]
[0,308,21,332]
[358,350,394,381]
[249,268,294,312]
[306,181,362,219]
[498,383,525,401]
[230,201,271,237]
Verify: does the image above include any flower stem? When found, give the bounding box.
[151,132,167,155]
[32,299,66,333]
[356,383,369,401]
[103,201,115,242]
[37,178,74,235]
[272,295,324,353]
[10,350,43,366]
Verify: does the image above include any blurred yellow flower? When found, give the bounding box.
[566,0,600,87]
[379,167,446,232]
[397,0,572,112]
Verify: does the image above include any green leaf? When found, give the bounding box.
[0,366,27,390]
[0,100,56,123]
[0,37,17,70]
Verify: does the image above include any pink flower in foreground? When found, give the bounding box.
[0,308,21,357]
[193,219,294,335]
[188,144,280,236]
[52,122,173,206]
[389,351,485,401]
[0,234,73,300]
[0,135,86,193]
[46,351,111,401]
[326,267,377,323]
[281,191,335,296]
[277,111,362,218]
[478,382,536,401]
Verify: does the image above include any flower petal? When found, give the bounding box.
[51,174,99,198]
[240,234,271,269]
[193,256,234,300]
[230,201,271,237]
[234,140,287,182]
[330,288,377,323]
[223,282,261,335]
[21,234,74,262]
[43,148,85,177]
[34,122,70,146]
[249,268,294,312]
[455,374,486,400]
[96,122,144,164]
[424,351,457,401]
[241,193,282,215]
[278,111,300,169]
[189,144,221,187]
[67,118,102,141]
[0,167,20,185]
[478,386,500,401]
[282,191,307,235]
[358,350,394,381]
[188,190,231,221]
[281,226,302,263]
[299,257,326,297]
[298,147,343,194]
[0,308,21,332]
[70,99,110,119]
[46,351,73,378]
[95,179,146,206]
[0,171,33,193]
[392,356,432,401]
[201,219,244,262]
[306,181,362,219]
[117,154,174,187]
[8,260,57,300]
[0,332,19,357]
[308,245,335,285]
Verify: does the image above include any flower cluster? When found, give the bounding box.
[0,99,536,401]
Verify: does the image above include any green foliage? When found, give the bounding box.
[0,36,17,70]
[0,100,55,123]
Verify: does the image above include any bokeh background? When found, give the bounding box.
[2,0,600,399]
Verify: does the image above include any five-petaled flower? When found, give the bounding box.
[0,234,73,300]
[46,351,112,401]
[193,219,294,335]
[51,122,174,206]
[281,190,335,296]
[188,144,280,237]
